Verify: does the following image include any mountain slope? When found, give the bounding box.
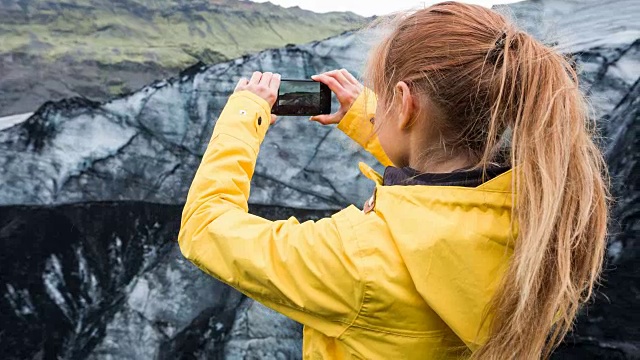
[0,0,365,116]
[0,0,364,66]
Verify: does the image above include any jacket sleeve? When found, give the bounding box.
[337,88,393,167]
[178,91,362,337]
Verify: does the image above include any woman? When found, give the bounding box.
[178,2,609,358]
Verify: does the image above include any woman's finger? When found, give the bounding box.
[260,72,273,87]
[324,71,361,107]
[270,114,277,125]
[309,113,340,125]
[340,69,362,88]
[235,78,249,92]
[249,71,262,85]
[324,71,361,99]
[269,73,281,93]
[312,74,345,97]
[329,70,353,89]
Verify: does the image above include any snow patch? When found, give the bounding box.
[608,240,623,263]
[127,278,151,312]
[42,254,73,321]
[0,113,33,130]
[4,284,36,317]
[75,245,101,304]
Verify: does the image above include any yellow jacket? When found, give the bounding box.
[179,90,515,359]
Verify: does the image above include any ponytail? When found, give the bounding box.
[473,30,609,359]
[365,2,610,358]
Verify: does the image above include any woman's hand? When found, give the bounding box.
[310,69,363,125]
[235,71,281,124]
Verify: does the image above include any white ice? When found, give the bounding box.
[0,113,33,131]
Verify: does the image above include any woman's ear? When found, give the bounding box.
[395,81,415,131]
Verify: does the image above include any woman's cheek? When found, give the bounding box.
[377,125,397,164]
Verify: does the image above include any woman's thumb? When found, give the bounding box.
[310,114,337,125]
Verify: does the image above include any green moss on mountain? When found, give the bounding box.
[0,0,365,67]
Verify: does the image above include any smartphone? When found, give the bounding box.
[272,79,331,116]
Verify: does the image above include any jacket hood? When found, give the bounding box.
[360,162,516,349]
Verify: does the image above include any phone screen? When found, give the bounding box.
[272,80,331,116]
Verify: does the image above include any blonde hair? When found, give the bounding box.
[365,2,609,358]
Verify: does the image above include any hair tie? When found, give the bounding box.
[488,32,507,65]
[495,32,507,50]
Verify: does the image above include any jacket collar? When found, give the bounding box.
[383,165,512,187]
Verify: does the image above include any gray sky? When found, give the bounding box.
[249,0,523,17]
